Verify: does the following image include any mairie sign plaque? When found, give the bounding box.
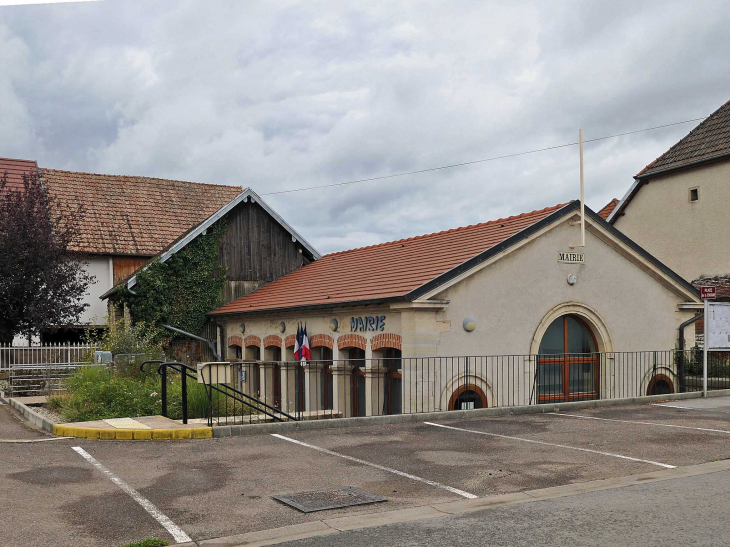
[558,252,585,264]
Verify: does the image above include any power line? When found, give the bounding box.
[261,116,707,197]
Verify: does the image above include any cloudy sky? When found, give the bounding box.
[1,0,729,254]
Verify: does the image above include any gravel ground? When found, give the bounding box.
[30,405,62,424]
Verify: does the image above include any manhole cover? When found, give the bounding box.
[272,487,387,513]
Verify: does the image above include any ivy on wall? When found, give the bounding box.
[117,219,227,342]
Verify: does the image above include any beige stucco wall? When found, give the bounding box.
[613,160,730,281]
[435,218,695,356]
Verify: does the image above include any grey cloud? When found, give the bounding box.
[1,0,729,254]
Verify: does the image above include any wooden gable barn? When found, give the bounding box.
[103,188,319,361]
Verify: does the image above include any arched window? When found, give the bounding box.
[537,315,598,403]
[448,384,488,411]
[647,374,674,396]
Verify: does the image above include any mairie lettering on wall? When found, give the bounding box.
[351,316,386,332]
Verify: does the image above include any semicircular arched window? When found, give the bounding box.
[537,315,598,403]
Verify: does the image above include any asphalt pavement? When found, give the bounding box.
[280,467,730,546]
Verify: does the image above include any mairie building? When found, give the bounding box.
[208,201,700,418]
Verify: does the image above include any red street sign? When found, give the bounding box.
[700,286,717,299]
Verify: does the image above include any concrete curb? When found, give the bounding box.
[212,389,730,438]
[194,458,730,546]
[52,424,213,441]
[8,398,55,433]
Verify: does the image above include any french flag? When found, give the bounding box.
[294,323,311,362]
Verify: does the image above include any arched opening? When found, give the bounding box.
[264,345,282,410]
[245,345,261,399]
[537,314,599,403]
[348,347,366,417]
[647,374,674,396]
[378,348,402,415]
[313,346,334,411]
[448,384,487,411]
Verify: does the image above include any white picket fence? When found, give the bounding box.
[0,343,96,372]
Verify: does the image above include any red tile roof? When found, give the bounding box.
[0,157,38,193]
[211,203,570,315]
[40,168,242,255]
[637,99,730,178]
[597,198,619,220]
[692,275,730,299]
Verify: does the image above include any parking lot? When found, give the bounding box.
[2,397,730,546]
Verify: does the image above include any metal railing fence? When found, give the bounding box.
[0,343,95,371]
[7,363,99,396]
[201,350,730,425]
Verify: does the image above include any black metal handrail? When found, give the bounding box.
[140,360,298,426]
[197,362,298,425]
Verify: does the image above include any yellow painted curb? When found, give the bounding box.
[52,423,213,441]
[192,427,213,439]
[152,429,174,440]
[173,429,192,440]
[99,430,116,440]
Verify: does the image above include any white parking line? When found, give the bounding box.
[424,422,676,469]
[72,447,192,543]
[552,412,730,434]
[657,404,702,410]
[271,433,477,499]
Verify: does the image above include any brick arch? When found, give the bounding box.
[337,334,367,351]
[244,335,261,348]
[310,334,334,349]
[227,336,243,348]
[371,333,402,351]
[285,334,296,348]
[263,334,282,348]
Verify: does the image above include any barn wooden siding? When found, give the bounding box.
[216,200,311,305]
[113,256,151,285]
[190,200,315,361]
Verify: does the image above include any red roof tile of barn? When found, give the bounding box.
[0,157,38,192]
[211,202,568,315]
[39,168,242,255]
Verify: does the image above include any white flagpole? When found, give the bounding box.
[570,128,586,249]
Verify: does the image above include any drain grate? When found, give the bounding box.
[272,487,387,513]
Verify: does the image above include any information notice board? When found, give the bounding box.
[708,302,730,350]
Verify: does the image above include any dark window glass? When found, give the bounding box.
[566,316,596,354]
[454,390,483,410]
[539,318,564,354]
[538,363,563,396]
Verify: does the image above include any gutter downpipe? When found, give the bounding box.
[163,324,221,361]
[678,312,703,393]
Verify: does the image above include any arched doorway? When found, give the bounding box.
[537,314,599,403]
[647,374,674,396]
[349,347,366,417]
[448,384,487,410]
[381,348,402,415]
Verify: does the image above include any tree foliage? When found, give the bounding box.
[0,172,94,343]
[117,219,227,342]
